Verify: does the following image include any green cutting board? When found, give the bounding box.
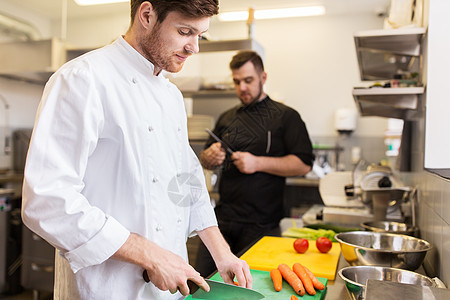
[186,269,327,299]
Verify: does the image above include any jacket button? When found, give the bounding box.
[148,126,154,132]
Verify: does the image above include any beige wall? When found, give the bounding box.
[64,9,390,138]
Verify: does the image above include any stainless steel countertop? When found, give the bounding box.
[323,253,350,300]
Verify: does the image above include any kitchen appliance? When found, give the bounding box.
[365,279,449,300]
[339,266,438,300]
[0,189,21,295]
[186,269,327,300]
[239,236,341,280]
[303,162,412,226]
[335,231,431,271]
[361,220,418,237]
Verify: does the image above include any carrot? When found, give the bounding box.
[292,263,315,296]
[291,295,299,300]
[303,266,325,290]
[270,269,282,292]
[277,263,305,296]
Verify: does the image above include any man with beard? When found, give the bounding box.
[21,1,252,299]
[196,50,315,277]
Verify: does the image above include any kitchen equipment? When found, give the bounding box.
[314,162,413,226]
[239,236,341,280]
[361,221,418,237]
[190,279,264,300]
[364,279,450,300]
[334,231,431,271]
[205,129,234,154]
[186,269,327,300]
[338,266,436,300]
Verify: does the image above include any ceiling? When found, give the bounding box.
[0,0,390,20]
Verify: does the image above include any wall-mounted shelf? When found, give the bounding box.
[182,90,236,98]
[353,87,424,119]
[354,27,426,81]
[353,28,426,119]
[199,39,264,58]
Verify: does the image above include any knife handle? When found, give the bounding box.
[143,270,199,295]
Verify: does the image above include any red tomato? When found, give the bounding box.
[293,238,309,253]
[316,237,332,253]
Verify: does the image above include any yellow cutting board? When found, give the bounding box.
[240,236,341,280]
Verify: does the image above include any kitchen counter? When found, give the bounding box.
[0,172,23,184]
[286,176,319,187]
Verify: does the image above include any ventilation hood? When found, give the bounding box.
[0,38,65,84]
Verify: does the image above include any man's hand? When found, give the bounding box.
[199,142,226,170]
[231,151,259,174]
[113,233,209,296]
[215,252,253,289]
[197,226,253,289]
[143,242,209,295]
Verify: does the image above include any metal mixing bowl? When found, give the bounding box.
[334,231,431,270]
[338,266,435,300]
[361,221,419,237]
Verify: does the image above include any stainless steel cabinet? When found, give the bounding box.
[21,227,54,294]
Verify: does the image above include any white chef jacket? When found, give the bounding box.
[22,36,218,300]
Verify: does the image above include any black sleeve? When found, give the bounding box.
[283,108,315,166]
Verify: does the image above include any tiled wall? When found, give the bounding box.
[405,113,450,286]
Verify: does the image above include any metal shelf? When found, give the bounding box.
[354,27,426,81]
[353,28,426,119]
[353,87,424,119]
[199,39,264,58]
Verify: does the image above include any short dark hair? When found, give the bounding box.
[130,0,219,24]
[229,51,264,74]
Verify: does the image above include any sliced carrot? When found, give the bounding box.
[233,281,239,286]
[277,263,305,296]
[303,266,325,290]
[291,295,299,300]
[293,263,315,295]
[270,269,282,292]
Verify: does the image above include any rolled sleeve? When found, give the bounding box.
[64,216,130,273]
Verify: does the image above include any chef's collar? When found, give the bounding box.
[116,36,162,78]
[238,95,270,111]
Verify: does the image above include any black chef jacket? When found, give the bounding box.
[205,96,314,225]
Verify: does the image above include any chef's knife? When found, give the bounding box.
[143,271,264,299]
[191,279,265,300]
[205,129,235,155]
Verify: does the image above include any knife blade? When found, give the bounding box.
[191,279,265,300]
[205,129,235,155]
[143,271,264,299]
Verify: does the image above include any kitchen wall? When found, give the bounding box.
[62,5,390,171]
[404,0,450,286]
[0,4,392,170]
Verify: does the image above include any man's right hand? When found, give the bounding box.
[143,241,209,295]
[199,142,226,169]
[113,233,209,296]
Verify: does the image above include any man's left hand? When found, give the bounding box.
[231,151,259,174]
[215,252,253,289]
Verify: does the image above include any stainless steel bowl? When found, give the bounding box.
[338,266,435,300]
[335,231,431,270]
[361,221,419,237]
